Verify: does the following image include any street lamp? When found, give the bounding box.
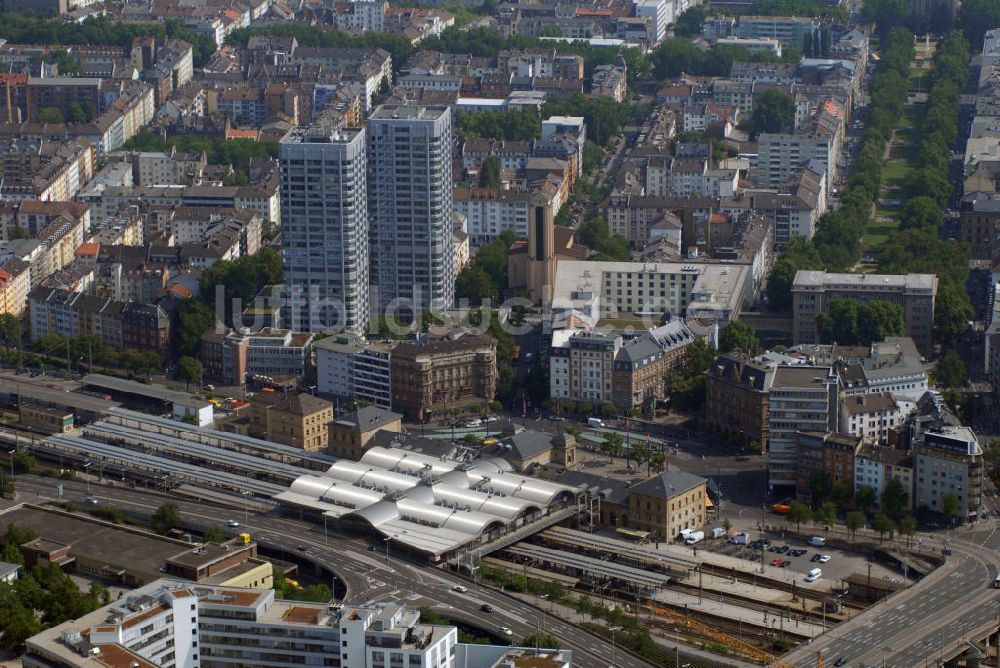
[7,448,14,478]
[608,625,621,667]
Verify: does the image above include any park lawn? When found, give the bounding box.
[881,159,912,184]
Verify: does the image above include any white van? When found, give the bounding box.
[587,417,604,428]
[808,536,826,547]
[805,568,822,582]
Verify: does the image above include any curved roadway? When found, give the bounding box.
[12,476,655,668]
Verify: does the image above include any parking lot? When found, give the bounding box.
[706,532,906,588]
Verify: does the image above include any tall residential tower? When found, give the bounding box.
[367,104,456,317]
[280,126,370,333]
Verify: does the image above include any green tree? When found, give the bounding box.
[203,526,225,543]
[880,477,908,519]
[816,298,859,344]
[786,500,812,532]
[898,516,917,547]
[845,510,865,540]
[934,351,967,389]
[152,502,181,535]
[602,432,624,459]
[37,107,63,124]
[808,470,831,503]
[900,196,944,231]
[871,513,895,542]
[578,218,629,261]
[856,301,906,343]
[817,501,837,527]
[0,314,20,347]
[478,155,502,188]
[855,485,876,514]
[718,320,761,356]
[934,282,974,346]
[941,492,961,520]
[177,356,203,390]
[673,5,711,36]
[749,89,795,134]
[766,237,822,311]
[176,298,217,359]
[455,265,500,305]
[474,230,516,290]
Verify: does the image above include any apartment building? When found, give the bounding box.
[551,259,751,325]
[24,583,461,668]
[591,62,628,102]
[368,105,456,316]
[705,352,774,451]
[281,126,370,334]
[791,271,938,356]
[854,444,915,513]
[603,194,714,247]
[795,431,861,503]
[453,187,557,248]
[390,333,496,419]
[117,148,207,186]
[29,286,170,355]
[768,365,839,493]
[241,392,334,452]
[315,334,394,409]
[839,393,912,445]
[757,125,838,191]
[0,138,96,202]
[913,422,984,520]
[0,258,30,317]
[550,321,694,410]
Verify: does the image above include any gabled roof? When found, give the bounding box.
[629,471,706,499]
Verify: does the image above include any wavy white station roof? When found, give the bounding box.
[274,445,577,557]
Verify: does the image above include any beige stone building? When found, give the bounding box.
[329,406,403,460]
[544,469,708,541]
[243,392,334,451]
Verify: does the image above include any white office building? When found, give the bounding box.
[315,333,394,408]
[24,582,474,668]
[280,126,370,333]
[368,105,456,317]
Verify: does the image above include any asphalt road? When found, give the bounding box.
[13,476,654,668]
[782,523,1000,667]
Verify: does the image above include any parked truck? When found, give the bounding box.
[729,532,750,545]
[684,530,705,545]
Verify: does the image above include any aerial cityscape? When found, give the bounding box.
[0,0,996,666]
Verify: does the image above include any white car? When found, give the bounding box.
[818,554,831,563]
[452,585,468,593]
[226,520,240,527]
[501,627,513,637]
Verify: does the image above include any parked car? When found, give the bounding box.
[781,560,791,567]
[811,554,822,562]
[818,555,831,563]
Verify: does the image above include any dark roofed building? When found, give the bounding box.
[705,352,775,451]
[329,406,403,459]
[540,468,708,541]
